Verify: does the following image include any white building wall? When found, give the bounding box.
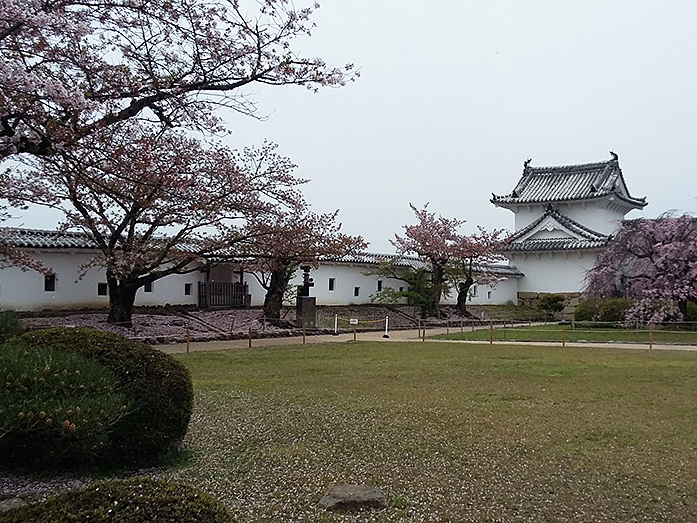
[0,249,204,311]
[245,263,410,306]
[512,201,628,237]
[244,262,519,307]
[134,268,205,307]
[0,249,521,311]
[508,251,598,294]
[0,250,110,311]
[462,277,520,305]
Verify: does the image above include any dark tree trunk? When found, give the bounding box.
[456,277,474,316]
[107,275,139,328]
[679,299,688,318]
[263,267,294,321]
[428,264,446,317]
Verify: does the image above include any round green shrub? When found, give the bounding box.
[0,477,233,523]
[0,343,128,466]
[574,298,633,323]
[685,301,697,322]
[1,328,193,465]
[0,311,24,343]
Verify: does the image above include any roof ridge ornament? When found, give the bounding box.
[609,150,618,162]
[523,158,532,174]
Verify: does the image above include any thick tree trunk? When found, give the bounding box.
[262,268,293,322]
[456,277,474,316]
[107,276,139,328]
[428,265,446,318]
[679,299,688,318]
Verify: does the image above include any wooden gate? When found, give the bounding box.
[198,281,250,308]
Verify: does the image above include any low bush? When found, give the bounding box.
[574,298,633,323]
[0,343,128,466]
[685,301,697,322]
[537,294,566,319]
[0,477,233,523]
[1,328,193,465]
[0,311,24,343]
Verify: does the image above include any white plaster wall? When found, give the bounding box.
[508,251,597,294]
[134,267,205,307]
[559,202,625,235]
[0,250,204,311]
[0,250,520,311]
[437,277,519,306]
[243,262,519,307]
[245,263,409,306]
[0,250,109,310]
[511,201,627,236]
[469,277,520,305]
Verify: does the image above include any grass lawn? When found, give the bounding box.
[435,323,697,345]
[164,342,697,521]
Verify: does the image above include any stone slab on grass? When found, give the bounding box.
[319,484,387,512]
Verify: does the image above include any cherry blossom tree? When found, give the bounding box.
[448,227,509,315]
[585,213,697,323]
[240,210,366,321]
[7,123,305,326]
[392,204,465,317]
[0,0,354,158]
[368,261,433,315]
[389,204,510,317]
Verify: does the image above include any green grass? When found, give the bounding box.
[467,304,548,322]
[157,342,697,521]
[435,322,697,344]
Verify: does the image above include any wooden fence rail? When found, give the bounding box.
[198,281,250,308]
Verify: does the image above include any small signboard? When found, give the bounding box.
[349,318,359,325]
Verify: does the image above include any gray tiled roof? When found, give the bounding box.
[0,227,96,249]
[491,154,647,208]
[472,263,524,277]
[327,253,523,277]
[504,205,611,252]
[325,252,427,269]
[0,227,524,278]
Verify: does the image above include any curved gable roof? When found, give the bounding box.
[504,204,612,252]
[492,153,647,209]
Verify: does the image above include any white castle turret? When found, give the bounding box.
[491,153,647,300]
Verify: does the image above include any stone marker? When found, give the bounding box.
[319,484,387,512]
[0,497,26,513]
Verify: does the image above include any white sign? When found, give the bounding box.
[349,318,359,325]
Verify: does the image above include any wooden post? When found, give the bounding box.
[248,327,252,348]
[422,325,426,342]
[186,327,190,354]
[303,326,306,344]
[562,327,566,347]
[353,325,357,342]
[490,323,493,345]
[649,324,654,349]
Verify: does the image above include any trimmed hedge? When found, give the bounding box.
[0,343,128,466]
[0,311,24,343]
[1,328,193,465]
[574,298,633,323]
[0,477,233,523]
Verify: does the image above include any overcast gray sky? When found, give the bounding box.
[10,1,697,252]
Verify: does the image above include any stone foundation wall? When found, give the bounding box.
[518,292,582,319]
